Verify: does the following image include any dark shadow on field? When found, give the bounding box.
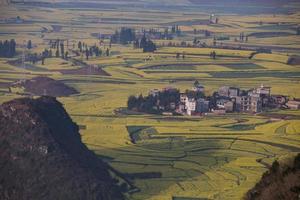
[90,138,221,200]
[86,134,293,200]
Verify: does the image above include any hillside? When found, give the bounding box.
[246,154,300,200]
[11,76,78,97]
[0,96,124,200]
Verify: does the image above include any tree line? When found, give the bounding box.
[110,27,136,45]
[0,39,16,58]
[127,89,180,114]
[77,41,109,60]
[127,86,208,114]
[110,27,157,52]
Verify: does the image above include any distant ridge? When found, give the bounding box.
[188,0,298,6]
[0,96,124,200]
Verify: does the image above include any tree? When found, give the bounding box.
[89,47,93,57]
[27,40,32,49]
[140,35,147,49]
[55,49,59,58]
[95,47,102,57]
[171,25,176,34]
[143,39,156,53]
[294,153,300,169]
[176,25,181,36]
[85,49,89,60]
[111,28,136,45]
[60,42,64,59]
[270,160,280,173]
[8,39,16,57]
[32,53,38,64]
[133,39,139,49]
[65,51,69,60]
[210,51,216,59]
[4,40,9,57]
[106,48,110,57]
[0,41,3,57]
[205,30,211,37]
[41,56,45,65]
[78,41,82,52]
[127,95,138,110]
[194,28,197,35]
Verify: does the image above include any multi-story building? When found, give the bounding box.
[228,87,240,97]
[186,98,196,116]
[236,96,251,112]
[180,94,188,104]
[255,84,271,96]
[218,86,239,98]
[218,86,230,97]
[250,94,262,113]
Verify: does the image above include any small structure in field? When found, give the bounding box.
[286,100,300,110]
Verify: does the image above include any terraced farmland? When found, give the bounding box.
[0,1,300,199]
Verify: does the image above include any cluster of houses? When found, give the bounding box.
[149,84,300,116]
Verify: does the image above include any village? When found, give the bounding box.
[128,82,300,116]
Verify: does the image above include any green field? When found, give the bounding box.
[0,1,300,199]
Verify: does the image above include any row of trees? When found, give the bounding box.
[111,28,136,44]
[193,29,211,37]
[237,32,248,42]
[77,41,110,60]
[171,25,181,36]
[0,39,16,58]
[127,89,180,114]
[49,39,68,59]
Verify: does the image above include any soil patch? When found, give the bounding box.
[287,55,300,65]
[60,66,110,76]
[11,76,78,97]
[248,32,293,38]
[246,154,300,200]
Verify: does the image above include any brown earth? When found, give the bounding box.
[60,65,111,76]
[246,154,300,200]
[11,76,79,97]
[287,55,300,65]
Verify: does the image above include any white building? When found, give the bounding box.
[186,98,196,116]
[255,84,271,96]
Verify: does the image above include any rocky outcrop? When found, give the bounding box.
[0,96,124,200]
